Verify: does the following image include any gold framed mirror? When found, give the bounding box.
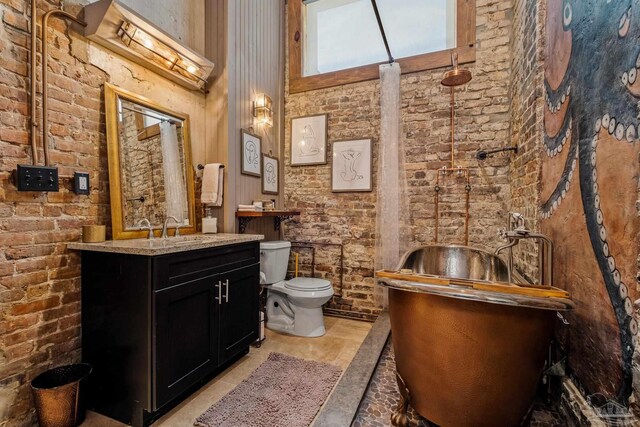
[104,83,196,239]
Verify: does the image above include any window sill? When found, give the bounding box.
[288,46,475,94]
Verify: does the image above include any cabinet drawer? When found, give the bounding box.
[154,242,259,291]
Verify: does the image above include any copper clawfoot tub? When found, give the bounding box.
[377,245,573,427]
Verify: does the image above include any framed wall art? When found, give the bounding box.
[262,154,279,195]
[241,129,261,176]
[290,114,327,166]
[331,139,372,192]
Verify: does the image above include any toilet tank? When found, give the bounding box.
[260,241,291,284]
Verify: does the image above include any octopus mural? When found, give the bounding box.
[543,0,640,404]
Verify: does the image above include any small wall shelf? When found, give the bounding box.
[235,210,301,233]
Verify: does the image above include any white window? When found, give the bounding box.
[303,0,457,77]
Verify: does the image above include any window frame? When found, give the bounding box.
[288,0,476,93]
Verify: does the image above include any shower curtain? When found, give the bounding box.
[160,121,188,223]
[375,63,411,309]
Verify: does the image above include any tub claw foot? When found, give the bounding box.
[391,372,410,427]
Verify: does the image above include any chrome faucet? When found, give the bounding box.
[162,216,183,238]
[137,218,154,239]
[495,212,554,286]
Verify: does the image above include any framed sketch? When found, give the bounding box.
[290,114,327,166]
[262,154,279,195]
[331,139,372,192]
[241,129,261,176]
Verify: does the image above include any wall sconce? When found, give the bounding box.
[253,94,273,127]
[83,0,214,91]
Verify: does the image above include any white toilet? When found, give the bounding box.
[260,241,334,337]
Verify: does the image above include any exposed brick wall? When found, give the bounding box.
[0,2,110,425]
[283,0,514,318]
[508,0,544,283]
[0,1,204,425]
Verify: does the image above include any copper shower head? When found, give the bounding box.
[441,52,472,87]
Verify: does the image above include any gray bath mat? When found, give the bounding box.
[194,352,342,427]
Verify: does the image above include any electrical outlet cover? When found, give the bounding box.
[74,172,90,195]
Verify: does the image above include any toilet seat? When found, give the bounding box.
[284,277,332,292]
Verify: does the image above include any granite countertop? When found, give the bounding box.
[67,233,264,256]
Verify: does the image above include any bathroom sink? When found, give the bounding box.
[398,244,511,283]
[160,235,211,243]
[146,234,237,247]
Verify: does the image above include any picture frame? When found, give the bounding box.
[331,139,373,193]
[290,114,328,166]
[241,129,261,176]
[262,154,279,195]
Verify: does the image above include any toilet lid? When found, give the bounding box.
[284,277,332,292]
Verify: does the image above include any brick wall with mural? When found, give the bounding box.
[511,0,640,419]
[283,0,514,319]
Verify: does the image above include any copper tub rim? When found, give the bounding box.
[379,244,575,312]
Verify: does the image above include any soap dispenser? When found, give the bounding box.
[202,207,217,234]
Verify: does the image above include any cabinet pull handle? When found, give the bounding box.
[224,279,229,303]
[215,281,222,305]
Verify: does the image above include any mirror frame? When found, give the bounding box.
[104,83,196,240]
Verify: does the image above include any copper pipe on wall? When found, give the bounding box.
[464,181,470,245]
[290,241,344,298]
[290,243,316,278]
[441,52,471,169]
[434,183,439,243]
[433,52,473,245]
[41,10,86,166]
[30,0,38,165]
[434,167,470,246]
[450,88,455,168]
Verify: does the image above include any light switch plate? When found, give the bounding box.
[74,172,90,195]
[16,164,59,192]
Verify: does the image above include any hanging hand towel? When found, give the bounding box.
[201,163,224,206]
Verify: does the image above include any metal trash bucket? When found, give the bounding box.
[31,364,92,427]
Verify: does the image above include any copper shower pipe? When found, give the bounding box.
[450,88,455,168]
[30,1,86,166]
[433,52,472,245]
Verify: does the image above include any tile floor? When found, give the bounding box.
[83,316,372,427]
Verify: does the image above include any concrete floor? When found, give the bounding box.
[83,316,372,426]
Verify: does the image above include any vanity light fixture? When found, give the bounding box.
[83,0,214,91]
[253,94,274,127]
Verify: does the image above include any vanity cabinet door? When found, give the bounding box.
[154,274,219,409]
[218,263,260,364]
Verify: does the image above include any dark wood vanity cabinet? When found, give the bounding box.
[80,241,260,426]
[154,273,219,409]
